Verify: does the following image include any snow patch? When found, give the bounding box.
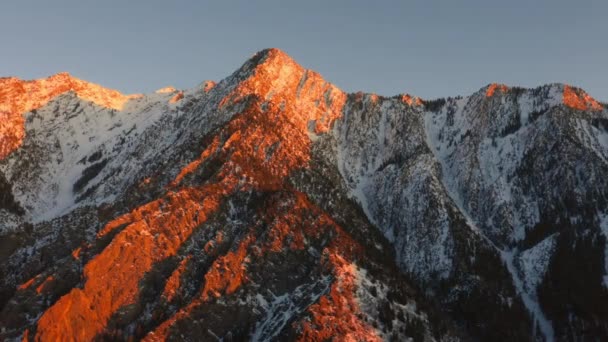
[503,248,555,341]
[250,277,331,341]
[0,210,23,234]
[575,119,608,164]
[518,234,557,295]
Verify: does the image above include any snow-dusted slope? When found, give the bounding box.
[331,83,608,340]
[0,71,246,228]
[1,49,607,341]
[1,49,459,342]
[2,91,168,222]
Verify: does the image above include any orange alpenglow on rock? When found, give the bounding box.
[162,256,192,302]
[287,197,380,342]
[143,192,376,341]
[219,48,347,135]
[563,85,603,111]
[297,254,382,342]
[169,91,184,103]
[18,48,419,341]
[34,180,236,341]
[203,80,216,92]
[21,329,29,342]
[5,47,608,341]
[400,94,422,106]
[32,48,353,341]
[486,83,509,97]
[201,234,255,300]
[17,275,39,291]
[155,86,177,94]
[203,231,225,254]
[142,233,256,341]
[0,73,140,160]
[35,276,55,294]
[71,247,82,260]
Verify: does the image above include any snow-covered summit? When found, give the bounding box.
[1,48,607,341]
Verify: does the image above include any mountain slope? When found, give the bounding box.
[1,49,458,341]
[1,48,607,341]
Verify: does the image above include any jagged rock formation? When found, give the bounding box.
[1,48,607,341]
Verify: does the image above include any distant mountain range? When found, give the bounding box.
[1,48,607,341]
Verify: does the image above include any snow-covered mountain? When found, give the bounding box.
[1,48,607,341]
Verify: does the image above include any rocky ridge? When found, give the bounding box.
[1,48,607,341]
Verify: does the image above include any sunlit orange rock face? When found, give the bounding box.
[0,73,138,160]
[200,233,254,301]
[288,197,381,342]
[31,48,379,341]
[143,192,378,341]
[16,274,56,296]
[486,83,509,97]
[297,254,382,342]
[162,256,192,303]
[35,179,238,341]
[16,275,39,291]
[71,247,82,260]
[155,86,177,94]
[400,93,422,106]
[35,276,55,295]
[169,91,184,103]
[203,80,216,92]
[563,85,603,111]
[220,48,346,135]
[143,232,257,341]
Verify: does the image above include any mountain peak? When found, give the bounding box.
[0,73,140,160]
[249,48,295,66]
[563,84,603,111]
[155,86,178,94]
[481,82,604,112]
[485,83,509,97]
[229,48,302,82]
[219,48,347,134]
[202,80,216,92]
[48,71,73,80]
[4,49,608,342]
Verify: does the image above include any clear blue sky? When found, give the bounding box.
[1,0,606,100]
